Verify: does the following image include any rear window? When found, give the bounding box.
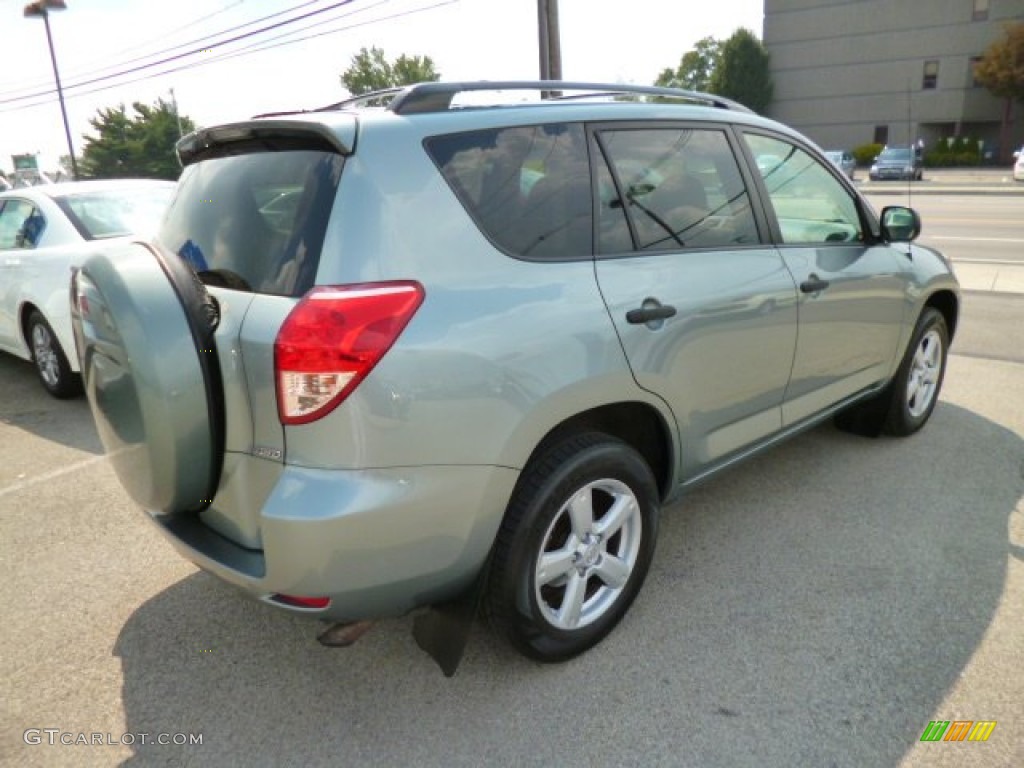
[425,123,592,260]
[157,150,343,297]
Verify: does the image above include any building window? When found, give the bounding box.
[970,56,984,87]
[874,125,889,145]
[973,0,989,21]
[922,60,939,90]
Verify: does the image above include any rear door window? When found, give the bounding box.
[157,150,343,296]
[426,123,592,260]
[594,127,760,253]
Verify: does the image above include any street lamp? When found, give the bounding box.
[24,0,79,181]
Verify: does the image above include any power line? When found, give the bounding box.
[0,0,366,106]
[0,0,457,114]
[0,0,253,94]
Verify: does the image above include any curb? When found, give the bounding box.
[860,184,1024,196]
[949,262,1024,295]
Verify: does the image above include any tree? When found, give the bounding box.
[340,46,440,96]
[708,28,773,114]
[973,21,1024,162]
[79,98,195,180]
[655,37,721,92]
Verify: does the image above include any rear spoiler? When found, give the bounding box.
[176,118,355,166]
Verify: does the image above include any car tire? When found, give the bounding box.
[834,308,949,437]
[484,432,659,662]
[882,308,948,436]
[27,309,82,399]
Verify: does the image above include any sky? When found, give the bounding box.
[0,0,764,173]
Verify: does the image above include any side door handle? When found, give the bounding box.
[626,303,677,325]
[800,274,830,294]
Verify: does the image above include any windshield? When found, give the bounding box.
[879,148,913,162]
[57,186,175,240]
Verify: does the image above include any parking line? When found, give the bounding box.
[0,454,109,499]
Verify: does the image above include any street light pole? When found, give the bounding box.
[24,0,79,181]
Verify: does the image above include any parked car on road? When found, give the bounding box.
[70,81,959,673]
[869,146,923,181]
[1013,147,1024,182]
[824,149,856,180]
[0,179,175,396]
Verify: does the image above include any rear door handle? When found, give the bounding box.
[626,304,677,324]
[800,274,830,294]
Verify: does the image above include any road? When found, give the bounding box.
[864,194,1024,264]
[1,199,1022,768]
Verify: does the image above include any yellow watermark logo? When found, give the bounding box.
[920,720,997,742]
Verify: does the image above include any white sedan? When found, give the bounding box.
[0,179,176,397]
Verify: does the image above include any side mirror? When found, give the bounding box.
[880,205,921,243]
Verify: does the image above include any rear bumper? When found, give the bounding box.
[148,460,518,620]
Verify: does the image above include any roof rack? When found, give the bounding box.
[317,80,753,115]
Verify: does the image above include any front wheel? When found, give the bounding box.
[834,307,949,437]
[27,310,82,399]
[484,433,659,662]
[884,308,948,435]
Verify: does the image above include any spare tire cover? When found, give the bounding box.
[72,240,223,515]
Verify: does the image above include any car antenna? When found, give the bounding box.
[906,82,913,210]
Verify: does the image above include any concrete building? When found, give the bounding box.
[764,0,1024,159]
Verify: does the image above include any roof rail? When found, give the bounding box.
[316,81,754,115]
[319,86,408,112]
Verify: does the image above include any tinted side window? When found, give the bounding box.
[745,134,862,245]
[0,199,44,249]
[596,127,759,253]
[157,150,343,297]
[426,124,592,259]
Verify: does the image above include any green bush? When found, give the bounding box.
[853,143,883,166]
[926,136,983,167]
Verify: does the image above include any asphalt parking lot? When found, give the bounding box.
[2,289,1022,767]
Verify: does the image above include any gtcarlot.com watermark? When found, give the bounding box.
[24,729,203,746]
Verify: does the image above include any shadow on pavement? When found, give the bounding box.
[113,402,1023,767]
[0,354,102,455]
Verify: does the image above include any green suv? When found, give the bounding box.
[70,82,959,674]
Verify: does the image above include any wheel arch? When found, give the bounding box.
[924,289,959,341]
[521,401,675,501]
[18,300,42,348]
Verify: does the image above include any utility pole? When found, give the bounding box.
[537,0,562,86]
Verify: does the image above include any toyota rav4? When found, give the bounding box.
[71,81,959,674]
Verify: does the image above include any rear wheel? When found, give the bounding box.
[485,433,659,662]
[27,309,82,399]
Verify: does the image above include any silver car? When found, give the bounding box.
[0,179,175,396]
[824,149,857,180]
[70,82,959,674]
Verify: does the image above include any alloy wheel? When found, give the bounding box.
[534,478,643,631]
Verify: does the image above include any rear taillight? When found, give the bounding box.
[274,281,424,425]
[271,594,330,609]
